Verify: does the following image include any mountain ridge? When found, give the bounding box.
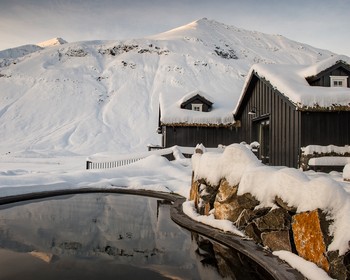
[0,18,336,156]
[37,37,67,48]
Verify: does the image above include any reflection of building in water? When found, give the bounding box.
[156,199,172,219]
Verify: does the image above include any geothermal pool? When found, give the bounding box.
[0,193,271,279]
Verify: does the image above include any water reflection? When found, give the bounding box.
[0,193,270,280]
[192,233,273,280]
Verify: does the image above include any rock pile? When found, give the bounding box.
[190,144,349,280]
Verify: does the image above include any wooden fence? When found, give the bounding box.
[86,146,188,170]
[86,158,144,170]
[86,145,224,170]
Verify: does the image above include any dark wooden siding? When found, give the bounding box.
[164,126,240,148]
[181,99,211,112]
[236,77,301,168]
[308,65,350,87]
[235,67,350,168]
[300,111,350,146]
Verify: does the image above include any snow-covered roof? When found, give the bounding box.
[160,89,234,126]
[178,90,213,106]
[234,55,350,113]
[301,55,350,78]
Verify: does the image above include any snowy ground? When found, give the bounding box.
[0,150,348,280]
[0,153,192,198]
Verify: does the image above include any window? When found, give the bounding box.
[330,76,348,88]
[191,104,203,111]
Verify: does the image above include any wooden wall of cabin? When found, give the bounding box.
[163,125,240,148]
[182,99,211,112]
[270,93,301,168]
[237,77,301,168]
[300,111,350,146]
[308,66,350,87]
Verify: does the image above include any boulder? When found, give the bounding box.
[261,231,292,252]
[214,179,241,222]
[327,250,350,280]
[274,196,297,213]
[234,207,270,229]
[214,180,259,223]
[214,199,243,222]
[197,182,218,215]
[189,177,200,207]
[236,193,259,210]
[215,179,238,203]
[190,175,219,214]
[197,199,211,216]
[254,208,291,232]
[292,209,330,272]
[245,222,262,244]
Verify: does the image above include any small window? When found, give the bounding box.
[334,81,342,87]
[330,76,348,88]
[192,104,203,111]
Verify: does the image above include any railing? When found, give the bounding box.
[86,158,143,170]
[86,146,188,170]
[86,145,224,170]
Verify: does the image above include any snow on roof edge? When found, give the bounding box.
[177,89,214,106]
[301,55,350,78]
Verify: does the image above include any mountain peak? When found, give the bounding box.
[149,18,239,41]
[37,37,67,48]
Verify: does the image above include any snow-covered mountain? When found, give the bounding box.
[0,18,335,157]
[37,37,67,48]
[0,45,43,68]
[0,37,67,67]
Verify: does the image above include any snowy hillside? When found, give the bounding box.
[0,18,335,157]
[0,37,66,67]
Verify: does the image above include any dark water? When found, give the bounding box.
[0,193,271,280]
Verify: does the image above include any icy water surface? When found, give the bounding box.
[0,193,271,280]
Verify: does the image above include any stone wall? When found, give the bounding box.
[190,168,350,280]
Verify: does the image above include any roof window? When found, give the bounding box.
[191,104,203,112]
[330,76,348,88]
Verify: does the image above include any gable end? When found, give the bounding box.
[306,61,350,87]
[180,94,213,112]
[235,72,296,120]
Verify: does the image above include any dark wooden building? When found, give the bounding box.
[160,125,239,148]
[158,90,239,148]
[234,56,350,168]
[180,93,213,112]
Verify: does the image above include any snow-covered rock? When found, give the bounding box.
[191,143,350,279]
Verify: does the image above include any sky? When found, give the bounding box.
[0,0,349,56]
